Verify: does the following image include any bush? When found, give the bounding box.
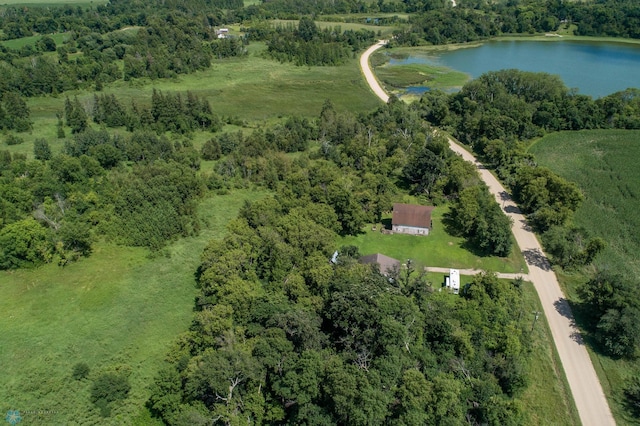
[90,372,130,417]
[5,134,24,146]
[72,362,90,380]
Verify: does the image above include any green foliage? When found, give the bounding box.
[578,271,639,358]
[33,138,52,160]
[0,218,52,269]
[90,372,131,417]
[447,185,513,257]
[4,134,24,146]
[71,362,90,380]
[64,96,88,134]
[542,226,605,269]
[624,375,640,417]
[111,160,204,250]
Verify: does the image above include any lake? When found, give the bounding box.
[390,40,640,98]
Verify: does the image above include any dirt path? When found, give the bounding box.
[360,43,616,426]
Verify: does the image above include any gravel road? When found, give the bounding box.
[360,41,616,426]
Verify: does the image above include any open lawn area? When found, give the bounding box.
[530,129,640,425]
[0,33,66,49]
[340,206,527,273]
[0,189,268,425]
[519,280,581,425]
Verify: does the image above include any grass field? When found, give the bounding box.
[5,42,380,158]
[0,33,66,49]
[530,129,640,278]
[339,206,528,273]
[271,19,398,38]
[530,129,640,425]
[0,189,268,425]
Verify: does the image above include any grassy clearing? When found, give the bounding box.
[271,19,398,38]
[2,42,380,159]
[530,129,640,425]
[0,33,67,49]
[339,206,527,273]
[0,189,268,425]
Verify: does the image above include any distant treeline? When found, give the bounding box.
[2,0,640,99]
[245,17,377,66]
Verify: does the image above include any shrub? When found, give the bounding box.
[72,362,90,380]
[5,134,24,146]
[90,372,131,417]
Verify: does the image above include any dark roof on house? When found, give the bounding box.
[392,203,434,228]
[359,253,401,276]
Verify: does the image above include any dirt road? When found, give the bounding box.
[360,42,615,426]
[360,41,390,102]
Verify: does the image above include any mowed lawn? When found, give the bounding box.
[530,129,640,425]
[0,189,268,425]
[339,206,528,273]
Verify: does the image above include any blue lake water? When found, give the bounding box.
[391,40,640,98]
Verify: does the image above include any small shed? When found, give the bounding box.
[359,253,401,277]
[392,203,434,236]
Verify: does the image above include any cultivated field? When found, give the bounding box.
[530,129,640,425]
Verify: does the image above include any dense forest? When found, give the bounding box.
[2,0,640,422]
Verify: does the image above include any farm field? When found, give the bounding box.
[530,129,640,277]
[530,129,640,425]
[0,189,268,425]
[339,206,528,273]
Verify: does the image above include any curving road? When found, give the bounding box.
[360,42,615,426]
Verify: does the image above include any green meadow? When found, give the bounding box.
[530,129,640,425]
[9,42,380,159]
[339,206,528,273]
[0,189,268,425]
[0,33,66,49]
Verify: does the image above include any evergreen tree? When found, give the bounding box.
[34,138,52,160]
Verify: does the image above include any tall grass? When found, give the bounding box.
[0,189,268,425]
